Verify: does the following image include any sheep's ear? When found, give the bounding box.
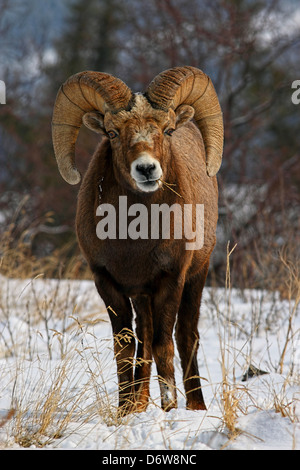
[82,111,106,134]
[175,105,195,128]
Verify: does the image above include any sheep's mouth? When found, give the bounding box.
[130,154,163,193]
[135,178,161,193]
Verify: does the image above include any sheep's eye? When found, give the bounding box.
[107,130,118,139]
[164,128,175,136]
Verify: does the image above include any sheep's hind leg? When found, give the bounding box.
[175,268,208,411]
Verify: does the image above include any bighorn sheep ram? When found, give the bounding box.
[52,66,223,413]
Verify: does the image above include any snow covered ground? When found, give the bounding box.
[0,274,300,450]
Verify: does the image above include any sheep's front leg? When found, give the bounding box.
[151,274,185,411]
[131,295,153,412]
[94,270,135,414]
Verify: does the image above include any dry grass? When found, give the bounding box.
[0,310,121,448]
[12,357,83,447]
[0,212,115,446]
[217,243,244,439]
[0,199,91,281]
[213,242,300,444]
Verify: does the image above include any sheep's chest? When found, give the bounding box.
[96,237,185,296]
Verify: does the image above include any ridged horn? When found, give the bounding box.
[145,66,223,176]
[52,71,133,184]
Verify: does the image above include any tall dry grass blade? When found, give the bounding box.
[159,179,183,198]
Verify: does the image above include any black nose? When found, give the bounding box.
[136,163,156,180]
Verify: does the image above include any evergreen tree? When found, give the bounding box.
[45,0,125,93]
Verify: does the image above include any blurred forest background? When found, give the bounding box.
[0,0,299,292]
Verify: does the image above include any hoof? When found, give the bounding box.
[162,401,178,412]
[134,400,149,413]
[186,401,207,411]
[117,399,149,417]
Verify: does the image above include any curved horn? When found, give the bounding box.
[145,66,223,176]
[52,71,133,184]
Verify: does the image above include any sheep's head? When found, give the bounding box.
[52,67,224,191]
[82,93,194,192]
